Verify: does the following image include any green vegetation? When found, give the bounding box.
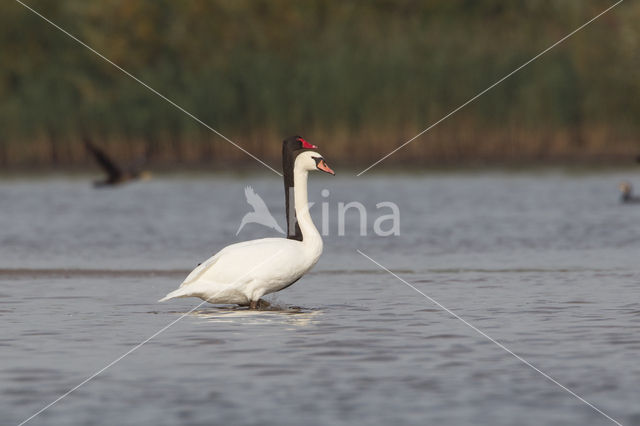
[1,0,638,169]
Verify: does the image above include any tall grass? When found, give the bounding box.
[0,1,638,168]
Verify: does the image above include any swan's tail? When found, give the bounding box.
[158,287,190,302]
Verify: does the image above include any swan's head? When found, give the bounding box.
[294,150,335,175]
[619,181,632,195]
[284,135,318,151]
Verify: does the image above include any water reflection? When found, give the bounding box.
[187,306,322,327]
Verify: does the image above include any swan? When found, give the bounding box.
[159,142,334,309]
[85,137,151,187]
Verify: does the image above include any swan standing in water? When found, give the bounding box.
[160,139,334,308]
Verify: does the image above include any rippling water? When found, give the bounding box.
[1,171,639,426]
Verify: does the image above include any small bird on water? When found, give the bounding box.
[619,181,640,204]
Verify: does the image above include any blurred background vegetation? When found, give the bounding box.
[1,0,638,170]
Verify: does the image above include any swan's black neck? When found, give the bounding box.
[282,135,319,240]
[283,143,303,241]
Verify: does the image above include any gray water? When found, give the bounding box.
[1,172,639,426]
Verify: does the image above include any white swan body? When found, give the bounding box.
[160,150,334,306]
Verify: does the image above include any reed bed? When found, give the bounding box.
[1,1,638,169]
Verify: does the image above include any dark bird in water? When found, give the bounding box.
[619,181,640,204]
[84,138,151,187]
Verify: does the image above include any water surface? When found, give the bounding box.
[1,172,639,425]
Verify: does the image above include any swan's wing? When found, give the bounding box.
[180,258,218,287]
[180,249,225,287]
[84,138,122,179]
[180,239,273,287]
[244,186,270,213]
[180,238,302,288]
